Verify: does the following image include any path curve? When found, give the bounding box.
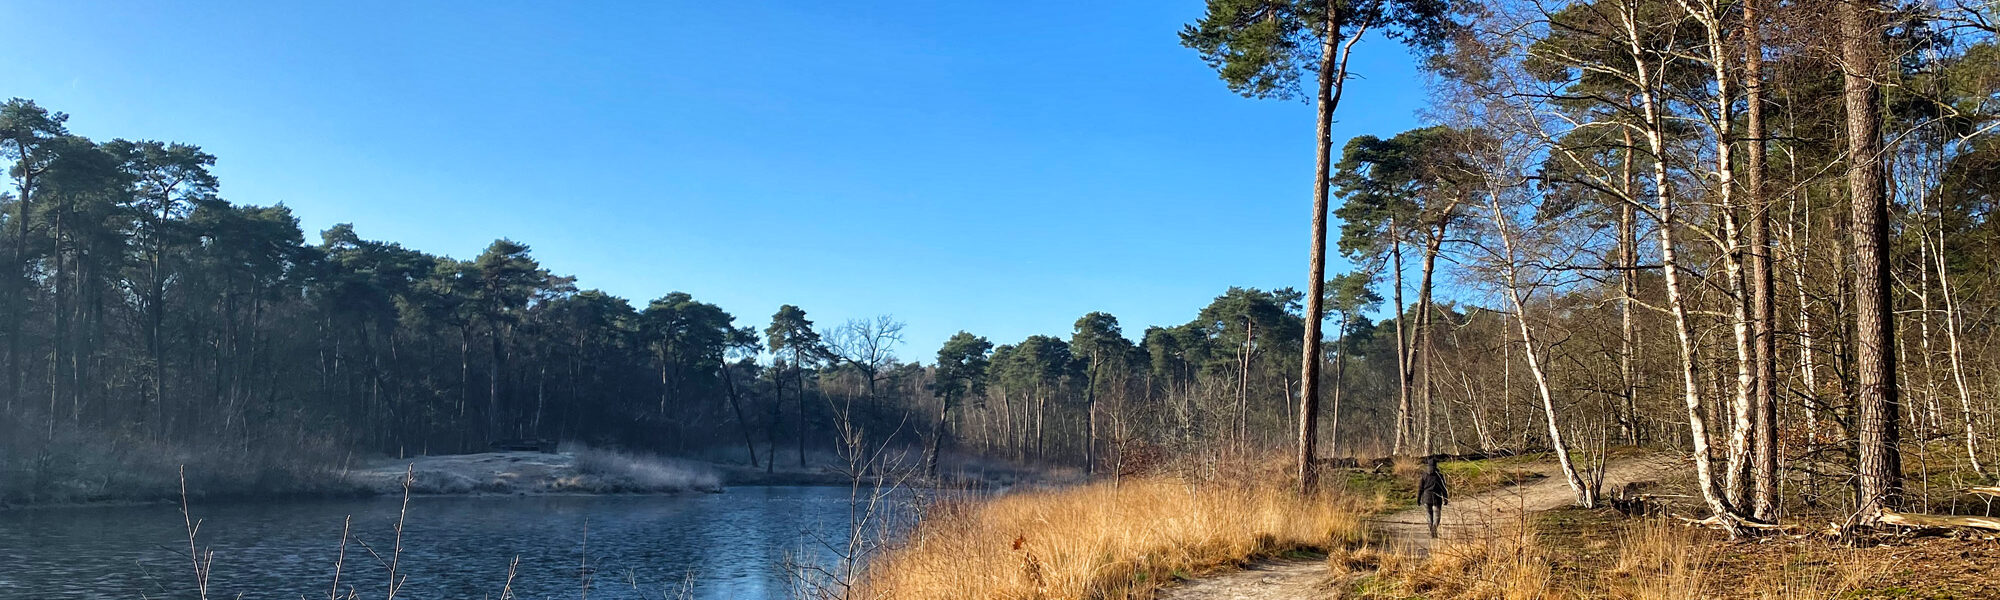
[1157,455,1679,599]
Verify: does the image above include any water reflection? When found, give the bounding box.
[0,486,871,599]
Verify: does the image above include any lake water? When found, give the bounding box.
[0,486,877,599]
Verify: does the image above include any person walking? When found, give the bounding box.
[1417,458,1449,538]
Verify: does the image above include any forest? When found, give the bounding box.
[0,92,1398,501]
[1,0,1997,537]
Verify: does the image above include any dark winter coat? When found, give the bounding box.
[1417,469,1449,506]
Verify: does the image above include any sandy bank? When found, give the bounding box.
[344,448,724,496]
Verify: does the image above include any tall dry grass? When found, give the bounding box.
[1328,522,1553,600]
[855,473,1370,600]
[1602,517,1711,600]
[1330,515,1880,600]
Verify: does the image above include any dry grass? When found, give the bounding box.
[1329,522,1554,600]
[1601,518,1711,600]
[1331,510,1890,600]
[855,465,1371,600]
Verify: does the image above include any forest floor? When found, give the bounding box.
[1156,454,1680,600]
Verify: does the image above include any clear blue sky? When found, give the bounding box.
[1,1,1429,360]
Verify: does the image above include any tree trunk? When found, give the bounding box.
[1486,188,1595,507]
[1840,0,1902,515]
[1086,388,1098,476]
[1296,0,1343,492]
[1619,129,1640,446]
[1330,313,1347,458]
[48,194,66,433]
[1938,226,1983,475]
[458,324,471,420]
[5,166,32,413]
[1619,2,1745,535]
[150,198,169,440]
[722,363,760,468]
[1391,217,1411,455]
[1791,190,1821,440]
[1694,3,1756,511]
[1744,0,1780,521]
[766,379,780,474]
[796,356,808,468]
[488,324,503,442]
[1035,391,1048,462]
[1237,318,1253,451]
[927,392,950,478]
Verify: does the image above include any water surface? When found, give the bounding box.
[0,486,870,599]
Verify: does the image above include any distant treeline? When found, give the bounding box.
[0,99,1388,479]
[0,97,1534,492]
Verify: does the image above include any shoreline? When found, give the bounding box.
[0,477,872,512]
[0,450,1064,512]
[0,480,868,512]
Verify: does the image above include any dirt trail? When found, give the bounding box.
[1157,455,1680,599]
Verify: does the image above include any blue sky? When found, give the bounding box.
[1,1,1429,360]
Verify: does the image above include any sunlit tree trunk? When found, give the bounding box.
[1789,190,1820,441]
[1328,312,1348,457]
[1485,187,1595,508]
[1416,225,1445,456]
[1938,227,1983,475]
[1840,0,1902,515]
[1678,0,1755,511]
[1619,2,1744,535]
[1743,0,1780,521]
[1391,217,1411,455]
[1619,130,1640,446]
[1295,0,1342,491]
[1084,359,1100,475]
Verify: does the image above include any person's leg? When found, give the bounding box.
[1427,504,1440,538]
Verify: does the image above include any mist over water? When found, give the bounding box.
[1,487,860,599]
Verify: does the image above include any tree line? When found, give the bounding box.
[0,93,1595,489]
[0,98,1398,487]
[0,101,928,473]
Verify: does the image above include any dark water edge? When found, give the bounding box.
[0,466,851,512]
[0,483,812,513]
[0,486,881,600]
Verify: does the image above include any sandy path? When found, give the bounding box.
[1371,455,1678,555]
[1157,455,1680,599]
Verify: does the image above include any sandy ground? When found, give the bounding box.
[1157,455,1681,599]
